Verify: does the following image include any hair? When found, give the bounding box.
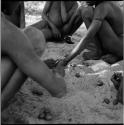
[86,1,105,6]
[2,1,20,15]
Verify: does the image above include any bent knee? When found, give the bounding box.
[23,26,46,57]
[80,6,94,19]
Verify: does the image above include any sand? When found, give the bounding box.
[2,32,123,123]
[2,1,123,123]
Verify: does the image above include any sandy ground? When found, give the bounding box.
[2,27,124,124]
[2,1,124,124]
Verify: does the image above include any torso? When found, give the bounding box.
[48,1,77,28]
[48,2,62,27]
[102,2,123,35]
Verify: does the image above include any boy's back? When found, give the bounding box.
[48,1,78,28]
[94,1,123,35]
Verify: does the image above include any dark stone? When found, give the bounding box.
[38,108,53,121]
[75,73,81,78]
[32,88,43,96]
[68,118,72,122]
[97,80,104,86]
[103,98,110,104]
[113,99,118,105]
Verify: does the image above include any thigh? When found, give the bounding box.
[31,20,48,30]
[1,69,27,110]
[41,28,54,41]
[98,20,123,58]
[1,56,16,90]
[23,26,46,57]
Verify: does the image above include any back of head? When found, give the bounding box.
[86,1,104,6]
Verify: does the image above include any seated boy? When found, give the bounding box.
[31,1,82,43]
[55,1,123,101]
[1,13,67,111]
[57,1,123,67]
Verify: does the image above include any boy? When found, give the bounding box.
[56,1,123,101]
[57,1,123,67]
[1,13,67,111]
[31,1,82,43]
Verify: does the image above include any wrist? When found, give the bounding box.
[63,57,69,66]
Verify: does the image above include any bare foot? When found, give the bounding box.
[83,42,102,60]
[101,54,119,64]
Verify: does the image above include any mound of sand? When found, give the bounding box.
[2,38,123,124]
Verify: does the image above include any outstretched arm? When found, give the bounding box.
[63,20,103,65]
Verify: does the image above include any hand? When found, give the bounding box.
[52,28,61,39]
[53,62,65,77]
[111,72,123,104]
[52,71,67,98]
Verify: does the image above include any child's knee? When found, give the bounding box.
[80,6,94,20]
[23,26,46,57]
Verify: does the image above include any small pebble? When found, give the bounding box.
[38,111,45,119]
[113,99,118,105]
[45,114,53,121]
[32,89,43,96]
[97,80,104,86]
[72,82,75,85]
[68,118,72,122]
[38,108,53,121]
[75,73,81,78]
[103,98,110,104]
[70,64,77,67]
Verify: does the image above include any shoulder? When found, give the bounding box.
[93,2,111,20]
[95,2,111,11]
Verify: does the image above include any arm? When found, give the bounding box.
[68,3,78,19]
[63,20,103,65]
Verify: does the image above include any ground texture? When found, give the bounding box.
[2,1,123,124]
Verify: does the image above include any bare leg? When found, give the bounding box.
[31,20,53,41]
[31,20,48,30]
[98,20,123,59]
[1,56,16,90]
[1,69,27,110]
[80,6,103,60]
